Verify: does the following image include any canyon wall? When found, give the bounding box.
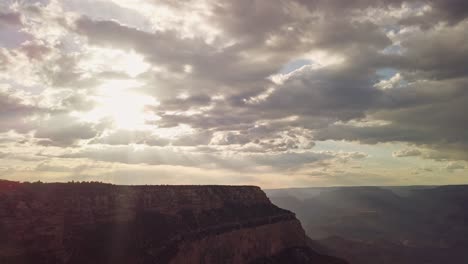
[0,180,346,264]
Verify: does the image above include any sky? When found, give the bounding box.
[0,0,467,188]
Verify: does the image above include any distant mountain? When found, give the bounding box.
[0,180,346,264]
[266,185,468,264]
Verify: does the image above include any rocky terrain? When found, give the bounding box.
[0,180,346,264]
[267,185,468,264]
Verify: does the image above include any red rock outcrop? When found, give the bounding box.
[0,180,347,264]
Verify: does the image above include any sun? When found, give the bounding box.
[72,46,159,130]
[76,80,159,130]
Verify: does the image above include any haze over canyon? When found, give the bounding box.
[1,0,468,263]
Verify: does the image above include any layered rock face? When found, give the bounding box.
[0,181,345,264]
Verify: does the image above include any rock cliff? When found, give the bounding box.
[0,180,347,264]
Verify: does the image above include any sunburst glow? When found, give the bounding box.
[76,80,159,129]
[80,47,150,77]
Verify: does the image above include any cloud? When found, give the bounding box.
[1,0,468,186]
[395,21,468,79]
[0,12,22,27]
[58,145,339,172]
[446,162,465,172]
[34,114,99,146]
[90,129,170,146]
[393,148,422,157]
[0,85,44,133]
[70,3,468,164]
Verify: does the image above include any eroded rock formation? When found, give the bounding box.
[0,180,346,264]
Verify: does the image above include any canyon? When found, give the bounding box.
[0,180,346,264]
[267,186,468,264]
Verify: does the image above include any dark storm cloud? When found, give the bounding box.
[208,0,295,48]
[258,65,382,121]
[332,76,468,159]
[296,0,468,25]
[400,0,468,27]
[308,20,392,52]
[395,23,468,80]
[293,0,405,12]
[430,0,468,24]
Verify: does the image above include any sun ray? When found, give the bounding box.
[74,79,159,130]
